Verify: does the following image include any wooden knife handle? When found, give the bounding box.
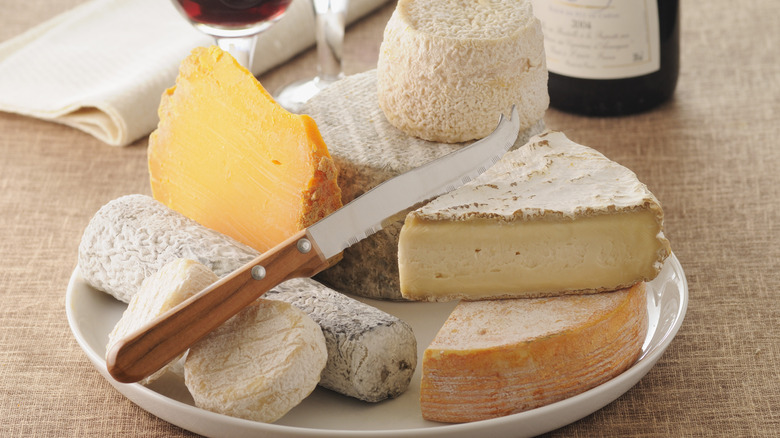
[106,228,329,384]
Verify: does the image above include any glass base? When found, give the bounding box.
[274,76,341,113]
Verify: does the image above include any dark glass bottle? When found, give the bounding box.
[534,0,680,116]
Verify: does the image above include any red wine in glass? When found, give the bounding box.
[176,0,291,29]
[171,0,293,69]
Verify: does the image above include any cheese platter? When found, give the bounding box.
[67,0,688,432]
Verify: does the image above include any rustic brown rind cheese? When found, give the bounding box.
[421,282,648,423]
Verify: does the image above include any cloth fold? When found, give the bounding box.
[0,0,388,146]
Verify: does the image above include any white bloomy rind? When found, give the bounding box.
[184,299,327,423]
[106,258,218,385]
[416,131,665,221]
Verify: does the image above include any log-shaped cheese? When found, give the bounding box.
[265,279,417,402]
[399,131,671,301]
[78,194,258,303]
[148,46,342,252]
[185,299,327,423]
[78,194,417,401]
[106,258,218,385]
[421,282,648,423]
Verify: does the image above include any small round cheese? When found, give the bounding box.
[184,299,327,423]
[377,0,548,143]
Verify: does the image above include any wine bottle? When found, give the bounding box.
[532,0,680,116]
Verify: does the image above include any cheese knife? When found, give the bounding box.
[106,106,520,383]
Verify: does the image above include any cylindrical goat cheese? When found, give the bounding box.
[78,194,258,304]
[377,0,548,143]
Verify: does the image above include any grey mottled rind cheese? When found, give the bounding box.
[301,70,545,300]
[78,194,417,401]
[78,194,258,303]
[266,279,417,402]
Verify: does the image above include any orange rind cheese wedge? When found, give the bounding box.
[148,46,342,252]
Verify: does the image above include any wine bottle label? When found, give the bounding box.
[532,0,661,79]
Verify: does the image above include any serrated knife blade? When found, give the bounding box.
[106,106,520,383]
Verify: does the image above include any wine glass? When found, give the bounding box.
[274,0,348,112]
[171,0,293,70]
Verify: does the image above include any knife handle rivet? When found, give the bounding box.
[251,265,266,281]
[297,238,312,254]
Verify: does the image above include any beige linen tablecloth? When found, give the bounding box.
[1,1,779,436]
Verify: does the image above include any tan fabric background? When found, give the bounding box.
[1,1,778,436]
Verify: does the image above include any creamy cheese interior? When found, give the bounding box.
[399,210,664,301]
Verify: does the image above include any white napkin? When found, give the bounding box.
[0,0,388,146]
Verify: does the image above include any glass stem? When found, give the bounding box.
[216,35,258,71]
[312,0,347,85]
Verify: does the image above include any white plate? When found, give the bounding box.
[66,253,687,438]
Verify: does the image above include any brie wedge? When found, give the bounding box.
[399,131,671,301]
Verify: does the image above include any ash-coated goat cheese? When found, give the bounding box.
[266,280,416,402]
[78,194,417,401]
[78,194,258,304]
